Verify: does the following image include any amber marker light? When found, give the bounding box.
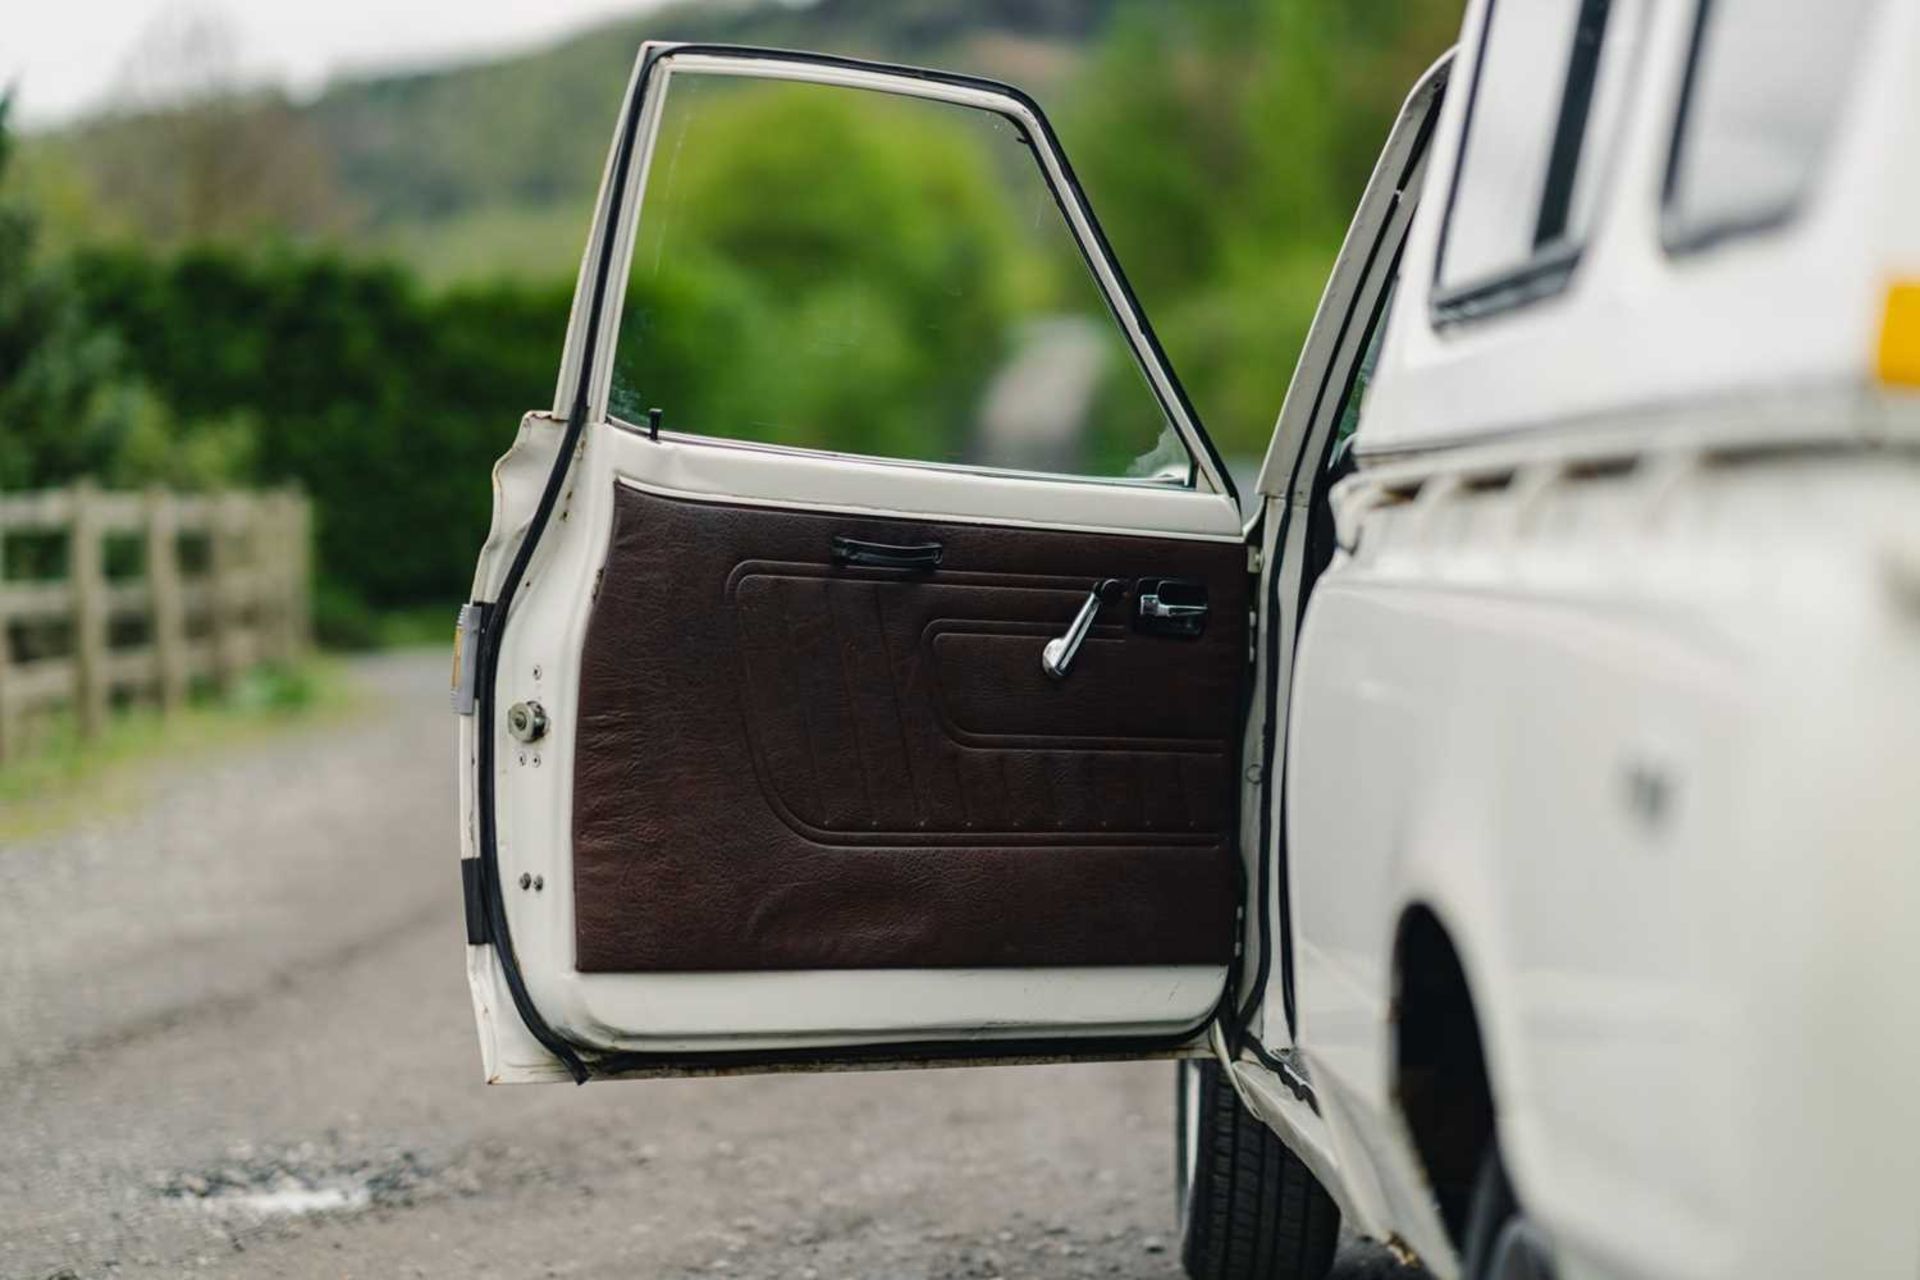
[1878,280,1920,387]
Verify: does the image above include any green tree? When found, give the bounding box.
[0,96,123,490]
[1062,0,1462,458]
[0,95,254,493]
[612,79,1028,463]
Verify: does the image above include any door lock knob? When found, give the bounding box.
[506,700,549,743]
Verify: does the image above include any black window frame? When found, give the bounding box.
[1659,0,1871,257]
[1431,0,1616,325]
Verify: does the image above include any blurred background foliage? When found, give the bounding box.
[610,75,1179,477]
[613,77,1028,463]
[1,0,1459,643]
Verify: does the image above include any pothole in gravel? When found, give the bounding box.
[155,1144,436,1220]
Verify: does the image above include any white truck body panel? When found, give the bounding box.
[1273,1,1920,1275]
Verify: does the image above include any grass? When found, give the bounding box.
[0,659,359,842]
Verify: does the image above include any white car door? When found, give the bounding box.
[1220,59,1452,1248]
[454,44,1258,1084]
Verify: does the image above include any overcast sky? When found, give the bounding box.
[5,0,674,125]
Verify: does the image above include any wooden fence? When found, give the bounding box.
[0,482,311,762]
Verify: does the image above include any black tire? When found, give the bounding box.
[1175,1058,1341,1280]
[1460,1148,1556,1280]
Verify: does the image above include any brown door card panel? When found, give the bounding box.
[572,484,1246,972]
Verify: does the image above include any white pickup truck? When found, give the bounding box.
[453,3,1920,1277]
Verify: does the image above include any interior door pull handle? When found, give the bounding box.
[1042,579,1125,680]
[830,536,944,572]
[1134,577,1209,638]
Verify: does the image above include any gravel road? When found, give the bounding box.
[0,652,1417,1280]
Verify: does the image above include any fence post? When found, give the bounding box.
[0,521,12,764]
[207,491,240,695]
[146,487,189,714]
[288,489,311,652]
[71,479,109,740]
[266,490,297,663]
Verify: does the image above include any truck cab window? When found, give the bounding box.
[1435,0,1627,318]
[1663,0,1880,250]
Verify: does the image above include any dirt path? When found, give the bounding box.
[0,652,1411,1280]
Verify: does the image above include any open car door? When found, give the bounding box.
[456,45,1252,1084]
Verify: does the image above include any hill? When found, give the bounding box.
[33,0,1117,285]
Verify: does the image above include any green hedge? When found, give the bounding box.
[69,248,571,615]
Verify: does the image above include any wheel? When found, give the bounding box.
[1174,1058,1341,1280]
[1460,1148,1556,1280]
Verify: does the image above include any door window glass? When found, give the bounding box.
[611,72,1190,483]
[1663,0,1879,249]
[1331,278,1398,465]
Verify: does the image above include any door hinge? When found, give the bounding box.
[1246,544,1263,575]
[450,601,493,715]
[461,857,492,946]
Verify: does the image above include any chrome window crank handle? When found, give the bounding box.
[1041,579,1126,680]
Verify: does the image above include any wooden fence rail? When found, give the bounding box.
[0,481,311,762]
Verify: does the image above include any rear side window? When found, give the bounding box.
[1435,0,1624,319]
[1663,0,1879,251]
